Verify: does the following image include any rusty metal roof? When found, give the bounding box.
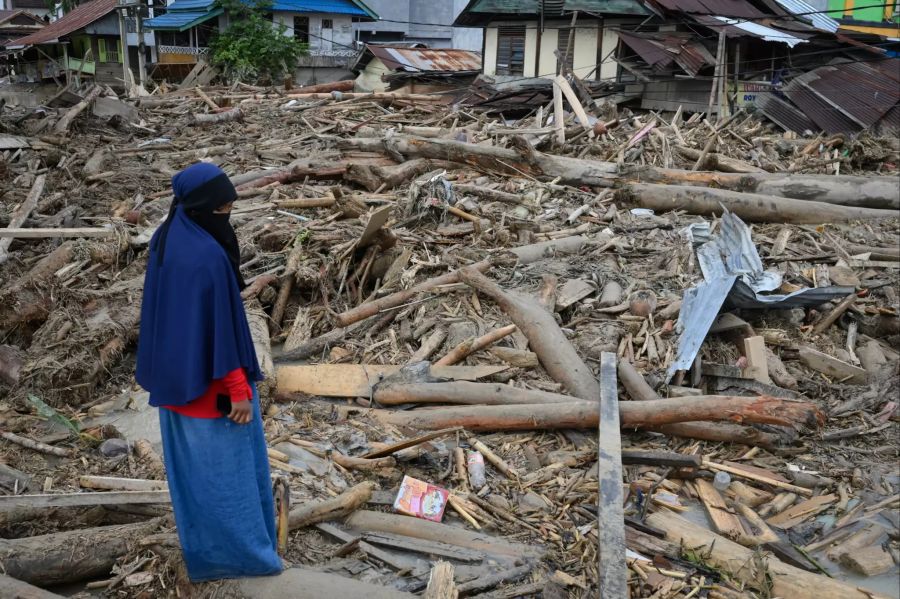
[617,31,715,77]
[365,46,482,73]
[785,58,900,133]
[647,0,767,19]
[11,0,117,47]
[755,91,818,134]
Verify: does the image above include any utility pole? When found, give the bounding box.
[117,5,132,93]
[135,0,147,87]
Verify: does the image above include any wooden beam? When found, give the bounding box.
[0,490,170,510]
[275,364,507,397]
[0,227,116,239]
[597,352,627,599]
[552,79,566,145]
[555,75,594,137]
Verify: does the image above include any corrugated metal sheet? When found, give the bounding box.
[11,0,116,46]
[163,0,216,10]
[755,91,817,134]
[268,0,374,17]
[368,46,482,73]
[712,16,808,46]
[797,62,900,128]
[617,31,715,77]
[145,8,222,31]
[784,84,860,134]
[649,0,765,18]
[772,0,839,32]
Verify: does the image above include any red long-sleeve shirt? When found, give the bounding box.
[162,367,252,418]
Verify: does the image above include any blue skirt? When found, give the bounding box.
[159,386,283,582]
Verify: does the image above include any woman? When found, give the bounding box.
[136,162,282,582]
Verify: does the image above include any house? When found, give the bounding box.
[352,44,481,93]
[0,0,50,20]
[354,0,482,51]
[3,0,154,87]
[0,9,44,47]
[453,0,648,83]
[144,0,378,84]
[823,0,900,38]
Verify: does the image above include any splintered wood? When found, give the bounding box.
[0,73,897,599]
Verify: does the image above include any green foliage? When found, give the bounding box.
[210,0,306,83]
[27,394,80,436]
[44,0,79,18]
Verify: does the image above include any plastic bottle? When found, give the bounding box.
[466,450,486,489]
[713,471,731,491]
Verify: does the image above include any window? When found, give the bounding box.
[496,26,525,76]
[556,28,574,74]
[293,16,309,43]
[106,40,120,63]
[321,18,333,29]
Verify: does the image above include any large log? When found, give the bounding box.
[646,510,886,599]
[629,183,898,223]
[674,146,765,173]
[0,519,159,586]
[374,380,573,405]
[53,86,102,134]
[0,574,65,598]
[458,268,600,401]
[627,168,900,210]
[339,136,617,187]
[346,395,821,432]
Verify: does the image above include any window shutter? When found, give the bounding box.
[98,39,107,63]
[496,26,526,76]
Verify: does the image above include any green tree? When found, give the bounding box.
[210,0,306,83]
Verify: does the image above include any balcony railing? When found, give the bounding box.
[158,45,209,55]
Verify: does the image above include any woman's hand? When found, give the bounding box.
[229,400,252,424]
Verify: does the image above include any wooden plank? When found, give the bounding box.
[695,479,745,541]
[555,279,595,311]
[0,227,115,239]
[797,346,867,384]
[0,135,30,150]
[620,450,701,468]
[552,80,565,145]
[555,75,594,137]
[597,352,627,599]
[356,205,392,248]
[703,460,812,497]
[275,364,508,397]
[79,476,168,492]
[362,532,485,562]
[742,336,771,384]
[766,493,836,529]
[0,490,170,510]
[709,312,752,334]
[315,522,416,571]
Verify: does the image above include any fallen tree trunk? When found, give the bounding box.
[0,574,65,598]
[646,510,884,599]
[338,136,617,187]
[374,381,573,406]
[294,79,354,94]
[617,360,792,449]
[0,174,46,265]
[193,107,243,126]
[629,183,897,223]
[345,159,432,193]
[0,519,160,586]
[245,301,275,399]
[458,268,600,401]
[433,324,517,366]
[346,395,821,432]
[53,86,102,135]
[288,482,374,530]
[627,168,900,210]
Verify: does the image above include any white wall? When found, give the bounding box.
[483,20,615,80]
[273,12,354,54]
[483,26,497,75]
[598,25,619,82]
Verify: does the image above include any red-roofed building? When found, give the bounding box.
[2,0,153,86]
[0,9,45,47]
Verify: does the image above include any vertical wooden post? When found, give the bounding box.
[553,78,565,145]
[597,352,627,599]
[707,30,725,120]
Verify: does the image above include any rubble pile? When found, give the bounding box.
[0,82,898,598]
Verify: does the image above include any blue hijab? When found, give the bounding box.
[136,163,262,407]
